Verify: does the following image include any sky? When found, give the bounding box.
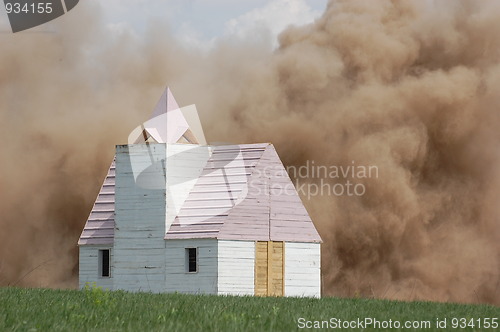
[90,0,327,48]
[0,1,327,47]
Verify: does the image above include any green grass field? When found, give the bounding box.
[0,287,498,331]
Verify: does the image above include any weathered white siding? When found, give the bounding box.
[114,144,167,293]
[165,239,218,294]
[78,246,113,290]
[284,242,321,298]
[217,240,255,295]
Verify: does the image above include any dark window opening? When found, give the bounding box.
[186,248,197,273]
[99,249,110,277]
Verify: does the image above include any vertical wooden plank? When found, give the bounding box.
[282,241,285,296]
[269,241,283,296]
[267,241,272,296]
[278,241,284,296]
[254,241,268,296]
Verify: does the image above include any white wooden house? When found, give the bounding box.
[78,88,322,297]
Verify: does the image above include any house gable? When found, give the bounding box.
[217,145,322,243]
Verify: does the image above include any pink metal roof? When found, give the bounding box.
[165,144,322,242]
[165,143,269,239]
[78,143,322,245]
[78,159,115,245]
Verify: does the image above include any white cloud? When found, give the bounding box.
[175,22,217,51]
[91,0,325,50]
[224,0,321,45]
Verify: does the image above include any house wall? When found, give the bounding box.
[217,240,255,296]
[114,144,167,292]
[78,245,113,290]
[165,239,218,294]
[284,242,321,298]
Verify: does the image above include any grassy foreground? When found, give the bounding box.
[0,287,498,331]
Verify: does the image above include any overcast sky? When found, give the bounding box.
[0,1,327,48]
[95,0,327,48]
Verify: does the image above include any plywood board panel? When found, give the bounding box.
[254,241,284,296]
[269,241,284,296]
[254,241,268,296]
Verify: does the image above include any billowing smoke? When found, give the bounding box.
[0,2,185,287]
[1,0,499,305]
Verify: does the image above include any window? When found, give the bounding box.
[185,248,198,273]
[99,249,110,278]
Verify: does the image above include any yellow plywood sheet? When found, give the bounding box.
[255,241,284,296]
[269,241,283,296]
[255,241,268,296]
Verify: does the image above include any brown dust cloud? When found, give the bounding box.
[0,0,499,305]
